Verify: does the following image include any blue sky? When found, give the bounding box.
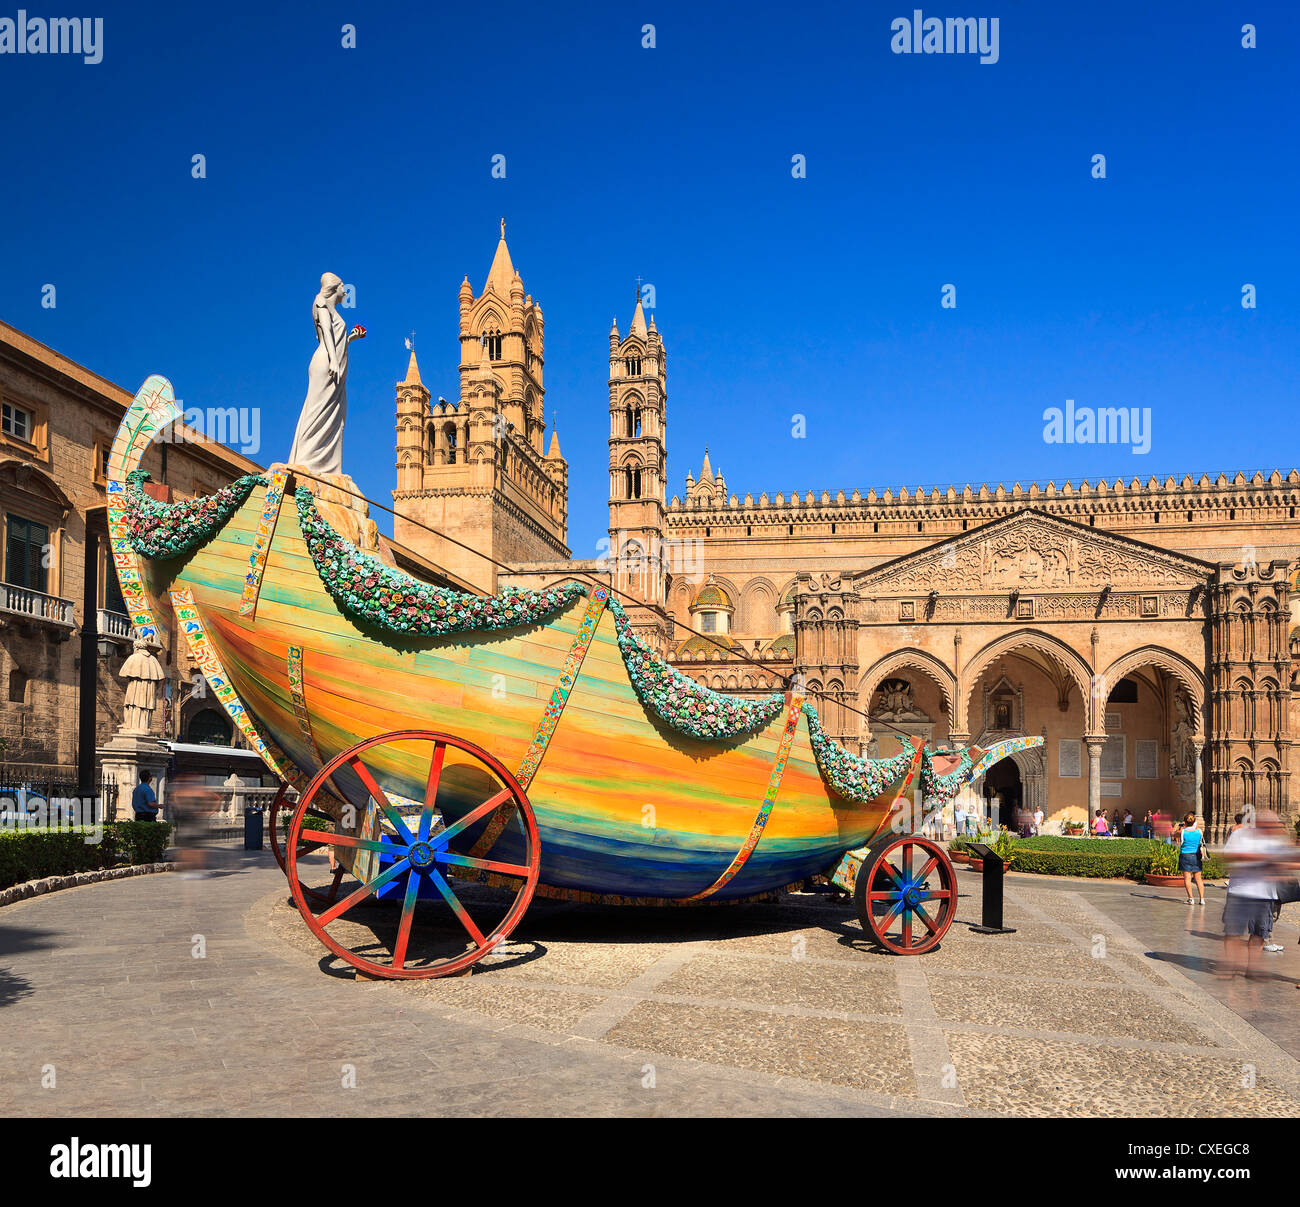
[1,1,1296,558]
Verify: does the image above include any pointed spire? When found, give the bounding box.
[483,220,515,295]
[700,446,713,482]
[610,316,620,336]
[547,428,562,459]
[402,350,423,386]
[630,295,647,337]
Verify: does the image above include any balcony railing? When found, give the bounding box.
[97,608,132,640]
[0,582,75,628]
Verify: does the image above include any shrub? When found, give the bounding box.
[1010,847,1155,879]
[0,822,173,891]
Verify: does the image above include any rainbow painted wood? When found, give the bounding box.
[110,377,1032,909]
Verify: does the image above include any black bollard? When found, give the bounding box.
[967,842,1016,934]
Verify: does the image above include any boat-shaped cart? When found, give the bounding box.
[109,377,1041,978]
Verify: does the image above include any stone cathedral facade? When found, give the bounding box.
[399,229,1300,840]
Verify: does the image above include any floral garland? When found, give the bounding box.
[608,599,785,742]
[801,701,915,804]
[295,487,586,636]
[919,747,974,804]
[124,469,266,560]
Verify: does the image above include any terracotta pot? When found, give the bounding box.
[968,858,1013,872]
[1144,872,1186,887]
[948,851,970,864]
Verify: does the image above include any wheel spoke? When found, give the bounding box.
[902,842,913,878]
[325,866,344,905]
[439,851,531,878]
[301,829,388,853]
[867,890,903,901]
[876,860,903,890]
[916,855,939,882]
[316,858,411,927]
[914,902,940,936]
[348,756,415,845]
[420,742,445,843]
[426,868,486,947]
[876,901,903,933]
[392,865,423,969]
[436,788,513,847]
[902,911,913,947]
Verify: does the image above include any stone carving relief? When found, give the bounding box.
[860,515,1202,595]
[872,678,929,722]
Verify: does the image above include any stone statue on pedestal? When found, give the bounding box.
[119,637,165,734]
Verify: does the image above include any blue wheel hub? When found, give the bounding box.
[408,841,434,870]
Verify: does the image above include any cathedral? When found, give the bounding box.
[394,227,1300,840]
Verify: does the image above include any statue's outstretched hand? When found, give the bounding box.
[349,324,367,341]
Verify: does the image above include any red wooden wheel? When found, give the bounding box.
[854,834,957,955]
[285,729,540,979]
[269,781,344,907]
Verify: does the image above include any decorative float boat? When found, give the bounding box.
[108,376,1041,977]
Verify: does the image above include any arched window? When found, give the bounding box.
[482,329,503,361]
[445,423,458,465]
[8,668,27,703]
[624,466,642,499]
[625,356,641,376]
[186,708,232,746]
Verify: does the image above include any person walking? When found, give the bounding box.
[1173,811,1205,905]
[1220,810,1294,979]
[1093,809,1110,837]
[1032,805,1044,836]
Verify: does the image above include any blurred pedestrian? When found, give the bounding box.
[1221,810,1295,979]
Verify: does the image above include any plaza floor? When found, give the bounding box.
[2,852,1300,1117]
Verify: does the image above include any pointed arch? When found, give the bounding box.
[1101,645,1206,731]
[860,650,958,721]
[959,628,1093,734]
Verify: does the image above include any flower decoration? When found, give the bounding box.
[801,702,915,803]
[124,469,266,561]
[919,746,975,804]
[607,599,784,742]
[295,488,585,636]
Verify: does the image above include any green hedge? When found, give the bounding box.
[1014,835,1156,854]
[0,822,173,891]
[949,833,1227,880]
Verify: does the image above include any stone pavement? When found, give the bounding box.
[2,852,1299,1117]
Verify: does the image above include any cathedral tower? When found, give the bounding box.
[392,223,568,591]
[608,292,669,648]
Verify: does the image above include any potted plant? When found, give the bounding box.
[969,829,1015,872]
[947,836,971,864]
[1144,840,1184,887]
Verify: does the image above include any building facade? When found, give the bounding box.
[405,233,1300,839]
[0,320,264,788]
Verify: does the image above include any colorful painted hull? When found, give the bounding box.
[106,377,1017,903]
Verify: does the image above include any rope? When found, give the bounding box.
[290,468,915,739]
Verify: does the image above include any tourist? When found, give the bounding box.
[131,769,159,822]
[1093,809,1110,837]
[1123,809,1134,838]
[1173,811,1205,906]
[1032,805,1044,835]
[954,800,967,841]
[1220,810,1294,979]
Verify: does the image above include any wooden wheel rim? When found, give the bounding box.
[855,835,957,955]
[286,729,541,980]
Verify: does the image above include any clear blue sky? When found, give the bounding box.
[2,1,1296,559]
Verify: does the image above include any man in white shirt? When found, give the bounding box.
[1032,807,1044,835]
[1221,810,1296,977]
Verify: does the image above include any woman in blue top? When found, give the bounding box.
[1175,811,1205,905]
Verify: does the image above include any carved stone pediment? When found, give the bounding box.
[857,509,1212,596]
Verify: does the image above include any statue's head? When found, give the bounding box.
[318,272,344,304]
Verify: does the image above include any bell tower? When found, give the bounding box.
[608,291,669,649]
[391,222,568,591]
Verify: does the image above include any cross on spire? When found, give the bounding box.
[635,275,643,306]
[500,217,506,239]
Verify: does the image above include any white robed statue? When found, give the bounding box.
[288,272,366,476]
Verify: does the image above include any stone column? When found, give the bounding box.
[1085,734,1107,827]
[1193,741,1205,831]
